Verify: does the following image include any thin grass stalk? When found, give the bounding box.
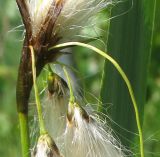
[100,0,156,153]
[50,41,144,156]
[29,45,47,135]
[63,67,75,102]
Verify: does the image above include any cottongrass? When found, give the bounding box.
[41,99,125,157]
[63,101,125,157]
[43,72,68,148]
[31,67,126,157]
[43,93,68,144]
[32,134,62,157]
[27,0,113,40]
[33,89,126,157]
[18,1,127,157]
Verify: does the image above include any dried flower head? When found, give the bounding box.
[43,71,68,144]
[26,0,112,43]
[64,101,124,157]
[47,71,68,97]
[16,0,113,114]
[32,134,62,157]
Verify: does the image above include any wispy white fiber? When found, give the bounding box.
[54,0,112,42]
[28,0,53,37]
[32,134,62,157]
[39,93,126,157]
[42,73,69,149]
[43,94,68,142]
[63,102,125,157]
[27,0,112,40]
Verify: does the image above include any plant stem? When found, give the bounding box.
[63,67,75,103]
[29,45,46,135]
[18,112,30,157]
[49,41,144,157]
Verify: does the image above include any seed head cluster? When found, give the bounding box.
[16,0,126,157]
[33,69,125,157]
[32,134,62,157]
[27,0,112,42]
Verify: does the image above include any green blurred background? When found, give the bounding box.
[0,0,160,157]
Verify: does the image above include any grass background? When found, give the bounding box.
[0,0,160,156]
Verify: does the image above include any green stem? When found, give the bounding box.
[63,67,75,103]
[49,42,144,157]
[18,112,30,157]
[47,64,53,73]
[29,45,46,135]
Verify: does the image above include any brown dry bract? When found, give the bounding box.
[16,0,65,113]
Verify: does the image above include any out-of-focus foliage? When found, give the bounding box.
[0,1,159,157]
[0,0,21,156]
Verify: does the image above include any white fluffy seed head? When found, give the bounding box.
[27,0,112,41]
[43,72,68,148]
[33,91,126,157]
[28,0,54,37]
[54,0,112,42]
[43,94,68,141]
[32,134,62,157]
[64,102,125,157]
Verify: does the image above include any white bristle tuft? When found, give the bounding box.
[32,134,62,157]
[63,104,125,157]
[28,0,53,37]
[43,93,68,150]
[54,0,112,41]
[27,0,112,40]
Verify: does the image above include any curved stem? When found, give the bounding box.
[29,45,46,135]
[49,42,144,157]
[47,64,53,74]
[63,67,75,103]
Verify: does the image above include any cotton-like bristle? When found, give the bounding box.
[27,0,112,40]
[43,71,68,148]
[64,104,124,157]
[32,134,62,157]
[54,0,112,41]
[28,0,53,37]
[43,94,68,141]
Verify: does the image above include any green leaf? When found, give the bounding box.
[100,0,156,152]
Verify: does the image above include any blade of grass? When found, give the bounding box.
[100,0,156,153]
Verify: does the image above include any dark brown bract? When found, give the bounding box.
[16,0,64,114]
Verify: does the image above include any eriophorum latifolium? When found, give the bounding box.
[43,70,68,144]
[35,66,126,157]
[27,0,113,41]
[16,0,137,157]
[64,101,125,157]
[32,134,63,157]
